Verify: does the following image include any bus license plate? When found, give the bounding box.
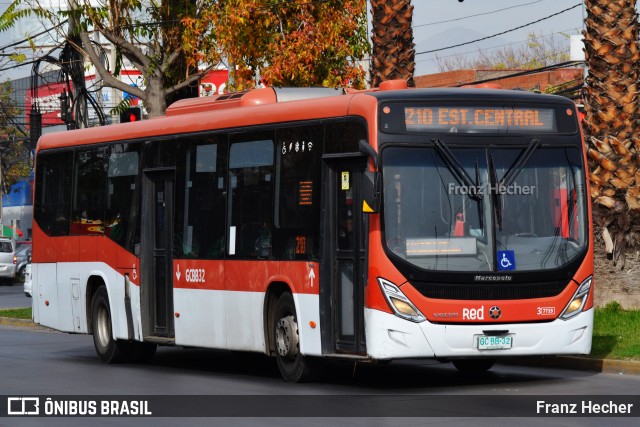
[477,335,513,350]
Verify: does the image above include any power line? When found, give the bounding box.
[0,57,37,71]
[416,28,577,64]
[447,60,584,89]
[415,3,582,56]
[0,20,67,52]
[413,0,543,28]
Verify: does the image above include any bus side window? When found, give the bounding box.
[34,151,73,237]
[72,148,107,235]
[275,124,324,261]
[174,135,227,259]
[106,143,140,251]
[229,132,275,258]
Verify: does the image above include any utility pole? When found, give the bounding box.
[29,104,41,151]
[63,0,88,129]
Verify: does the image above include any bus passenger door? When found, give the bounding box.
[322,159,367,355]
[141,170,175,338]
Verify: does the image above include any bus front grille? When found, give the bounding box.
[410,280,569,300]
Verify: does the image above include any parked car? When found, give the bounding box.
[14,244,32,282]
[0,238,16,284]
[23,263,32,297]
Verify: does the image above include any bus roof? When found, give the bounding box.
[36,84,574,152]
[36,89,362,152]
[367,86,576,106]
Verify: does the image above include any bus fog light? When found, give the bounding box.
[378,278,426,323]
[560,276,592,320]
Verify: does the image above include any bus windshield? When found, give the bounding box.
[381,143,587,272]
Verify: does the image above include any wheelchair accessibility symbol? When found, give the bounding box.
[497,250,516,271]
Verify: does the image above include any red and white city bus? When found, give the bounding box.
[31,80,593,382]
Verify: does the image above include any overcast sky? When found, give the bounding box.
[1,0,586,81]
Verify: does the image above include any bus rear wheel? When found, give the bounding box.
[91,287,132,364]
[452,358,495,373]
[273,292,319,382]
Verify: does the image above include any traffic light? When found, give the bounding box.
[120,107,142,123]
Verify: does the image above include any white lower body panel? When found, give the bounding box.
[365,307,593,360]
[160,289,324,356]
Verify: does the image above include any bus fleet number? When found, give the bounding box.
[185,268,206,283]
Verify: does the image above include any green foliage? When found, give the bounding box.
[2,0,367,119]
[0,2,185,115]
[109,97,136,116]
[591,303,640,359]
[8,53,27,63]
[0,1,56,31]
[601,301,623,313]
[184,0,368,91]
[0,307,32,319]
[0,2,30,32]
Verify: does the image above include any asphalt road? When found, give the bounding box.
[0,325,639,426]
[0,280,30,310]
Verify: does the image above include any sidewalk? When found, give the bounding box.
[2,315,639,375]
[0,316,41,328]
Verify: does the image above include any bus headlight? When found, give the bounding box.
[378,278,426,323]
[560,276,592,320]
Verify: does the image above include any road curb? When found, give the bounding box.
[0,316,36,328]
[503,356,640,375]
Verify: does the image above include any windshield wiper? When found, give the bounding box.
[433,138,482,201]
[490,138,540,232]
[475,158,484,230]
[488,153,502,231]
[499,138,541,188]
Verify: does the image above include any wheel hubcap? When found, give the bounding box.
[275,315,299,358]
[96,305,111,348]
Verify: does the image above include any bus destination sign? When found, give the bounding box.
[404,107,557,133]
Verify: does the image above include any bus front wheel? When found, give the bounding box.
[273,292,319,382]
[91,287,131,364]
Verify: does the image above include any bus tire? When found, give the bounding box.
[273,292,319,382]
[91,286,131,363]
[452,358,495,374]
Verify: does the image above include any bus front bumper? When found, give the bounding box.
[364,307,593,360]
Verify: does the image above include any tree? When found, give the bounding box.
[370,0,415,87]
[0,81,31,193]
[182,0,368,91]
[436,32,571,72]
[1,0,215,118]
[2,1,368,117]
[582,0,640,269]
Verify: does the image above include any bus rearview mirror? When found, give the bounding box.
[362,171,381,214]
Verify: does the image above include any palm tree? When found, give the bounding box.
[583,0,640,268]
[370,0,415,87]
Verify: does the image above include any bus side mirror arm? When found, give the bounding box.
[358,139,378,169]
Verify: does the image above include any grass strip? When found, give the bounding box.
[591,302,640,360]
[0,307,31,320]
